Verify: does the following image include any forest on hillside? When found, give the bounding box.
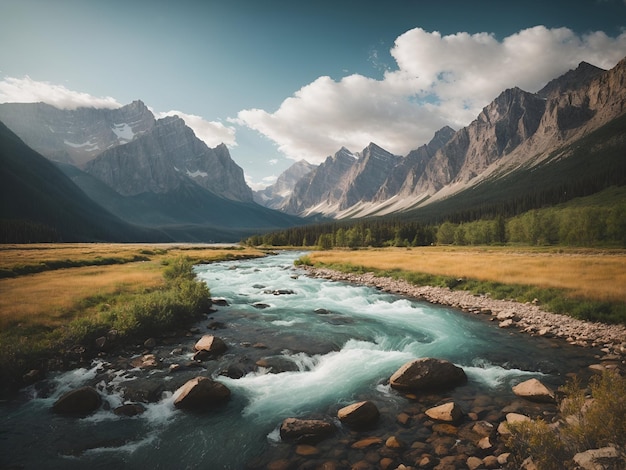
[245,187,626,248]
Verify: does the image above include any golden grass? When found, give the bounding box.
[0,243,264,331]
[308,247,626,303]
[0,263,164,330]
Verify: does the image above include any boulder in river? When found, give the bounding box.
[512,378,556,403]
[52,386,102,415]
[424,401,463,423]
[279,417,336,444]
[337,400,380,428]
[173,376,231,410]
[389,358,467,392]
[194,335,227,356]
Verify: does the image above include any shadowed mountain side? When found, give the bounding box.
[0,121,166,242]
[56,162,304,241]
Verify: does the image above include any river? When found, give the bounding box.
[0,251,599,469]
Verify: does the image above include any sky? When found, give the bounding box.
[1,0,626,190]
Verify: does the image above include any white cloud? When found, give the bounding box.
[245,173,277,191]
[236,26,626,164]
[156,110,237,148]
[268,159,279,165]
[0,76,121,109]
[0,76,238,149]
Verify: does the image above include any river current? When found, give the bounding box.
[0,251,599,469]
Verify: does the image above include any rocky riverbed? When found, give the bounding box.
[5,255,626,470]
[303,267,626,370]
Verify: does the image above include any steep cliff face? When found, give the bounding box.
[337,143,400,210]
[375,126,455,201]
[253,160,317,209]
[0,100,155,166]
[84,116,253,201]
[282,147,357,214]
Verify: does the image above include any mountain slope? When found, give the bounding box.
[253,160,317,209]
[84,115,253,202]
[0,121,162,242]
[0,100,155,167]
[272,56,626,220]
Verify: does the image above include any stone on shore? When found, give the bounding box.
[173,376,231,410]
[337,400,380,428]
[52,386,102,415]
[497,412,531,435]
[194,335,227,356]
[389,358,467,392]
[425,401,463,423]
[512,378,556,403]
[279,417,336,444]
[573,446,620,470]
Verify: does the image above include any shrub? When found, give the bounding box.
[507,371,626,468]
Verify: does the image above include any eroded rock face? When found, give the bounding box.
[52,386,102,415]
[173,376,231,410]
[279,417,336,444]
[337,401,380,428]
[389,358,467,392]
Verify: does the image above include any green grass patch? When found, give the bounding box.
[0,255,211,395]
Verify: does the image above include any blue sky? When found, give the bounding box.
[1,0,626,189]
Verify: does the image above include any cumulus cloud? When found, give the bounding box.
[236,26,626,164]
[0,75,121,109]
[156,110,237,148]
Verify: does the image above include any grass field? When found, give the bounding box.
[0,244,264,330]
[308,246,626,303]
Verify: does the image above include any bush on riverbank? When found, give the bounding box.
[0,255,211,396]
[507,371,626,469]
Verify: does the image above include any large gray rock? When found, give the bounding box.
[389,358,467,392]
[279,417,336,444]
[173,376,231,410]
[52,386,102,415]
[337,401,380,428]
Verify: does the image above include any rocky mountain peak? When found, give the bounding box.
[253,160,317,209]
[84,115,252,202]
[537,61,606,99]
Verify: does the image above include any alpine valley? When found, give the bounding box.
[1,56,625,243]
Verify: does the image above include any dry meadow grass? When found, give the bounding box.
[0,244,263,330]
[308,247,626,303]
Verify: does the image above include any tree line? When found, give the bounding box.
[245,198,626,248]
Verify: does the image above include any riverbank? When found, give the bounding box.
[303,266,626,368]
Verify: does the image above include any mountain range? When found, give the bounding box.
[0,101,301,241]
[258,57,626,219]
[1,56,625,242]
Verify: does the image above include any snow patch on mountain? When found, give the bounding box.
[112,122,135,142]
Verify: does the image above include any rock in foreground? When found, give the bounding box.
[425,401,463,423]
[337,400,380,428]
[194,335,227,356]
[52,386,102,415]
[512,378,556,403]
[390,358,467,392]
[279,417,336,444]
[173,376,231,410]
